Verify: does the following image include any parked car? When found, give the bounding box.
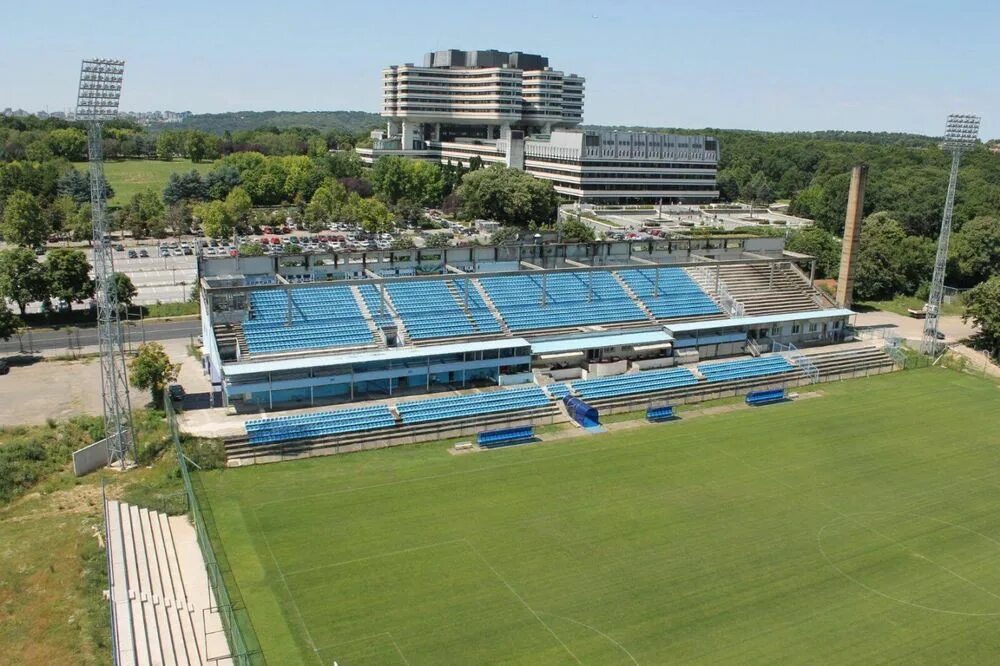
[127,249,138,259]
[114,243,125,252]
[168,383,185,402]
[182,247,193,255]
[139,249,149,258]
[0,359,9,375]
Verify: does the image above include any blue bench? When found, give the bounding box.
[646,405,676,422]
[477,426,535,449]
[745,389,786,406]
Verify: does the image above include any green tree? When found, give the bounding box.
[390,236,416,250]
[490,227,520,245]
[305,180,349,229]
[128,342,179,408]
[349,196,395,234]
[1,190,49,247]
[740,170,773,216]
[119,188,166,239]
[239,242,265,257]
[952,216,1000,287]
[112,272,137,307]
[559,217,596,243]
[156,132,181,160]
[194,201,235,239]
[185,131,213,162]
[45,128,87,160]
[371,156,443,206]
[45,248,94,304]
[0,247,49,315]
[962,276,1000,360]
[785,227,841,279]
[223,186,253,228]
[423,232,452,248]
[0,305,20,342]
[456,164,558,226]
[853,213,934,301]
[67,203,93,243]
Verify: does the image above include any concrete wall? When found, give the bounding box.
[73,438,109,476]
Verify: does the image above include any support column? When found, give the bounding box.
[769,263,774,291]
[809,260,816,286]
[654,267,661,298]
[541,273,548,307]
[588,271,593,303]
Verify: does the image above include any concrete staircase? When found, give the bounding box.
[105,500,232,665]
[715,264,824,315]
[350,285,387,347]
[609,270,657,322]
[471,278,512,335]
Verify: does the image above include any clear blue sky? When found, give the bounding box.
[3,0,997,138]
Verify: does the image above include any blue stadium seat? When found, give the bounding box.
[385,281,501,340]
[616,268,721,319]
[697,356,794,383]
[568,367,699,400]
[243,286,374,354]
[396,387,550,424]
[479,271,646,332]
[244,405,395,445]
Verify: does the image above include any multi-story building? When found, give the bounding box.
[358,49,719,204]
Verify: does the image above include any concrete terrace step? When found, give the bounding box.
[105,500,233,665]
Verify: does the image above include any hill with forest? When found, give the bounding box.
[164,110,382,135]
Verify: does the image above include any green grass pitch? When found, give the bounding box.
[198,368,1000,664]
[74,159,210,205]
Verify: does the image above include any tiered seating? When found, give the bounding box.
[105,500,230,665]
[396,387,550,424]
[385,281,500,340]
[569,367,699,400]
[244,286,373,353]
[698,356,794,382]
[715,264,822,315]
[479,272,647,331]
[245,405,395,445]
[357,284,395,328]
[616,268,721,319]
[545,383,571,399]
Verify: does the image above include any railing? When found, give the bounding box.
[165,393,266,665]
[773,340,819,383]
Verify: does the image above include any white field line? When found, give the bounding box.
[281,539,466,578]
[462,538,582,665]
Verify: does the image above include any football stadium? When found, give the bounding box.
[99,236,1000,665]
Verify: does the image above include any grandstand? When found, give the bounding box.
[193,237,895,464]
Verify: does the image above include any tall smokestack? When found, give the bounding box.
[836,165,868,308]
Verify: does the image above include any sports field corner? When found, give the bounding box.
[197,367,1000,664]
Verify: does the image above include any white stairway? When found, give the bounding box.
[105,500,233,665]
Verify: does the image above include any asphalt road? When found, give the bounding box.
[0,318,202,354]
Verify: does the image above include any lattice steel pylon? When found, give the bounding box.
[77,59,135,469]
[921,114,981,357]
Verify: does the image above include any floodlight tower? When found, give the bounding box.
[77,59,135,469]
[920,114,980,356]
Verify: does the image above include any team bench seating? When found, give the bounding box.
[477,426,535,449]
[646,405,676,422]
[745,388,786,406]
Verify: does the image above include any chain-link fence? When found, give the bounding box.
[165,393,266,665]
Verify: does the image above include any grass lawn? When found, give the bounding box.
[858,295,965,318]
[199,368,1000,664]
[74,159,212,205]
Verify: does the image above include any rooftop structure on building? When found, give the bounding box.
[358,49,719,205]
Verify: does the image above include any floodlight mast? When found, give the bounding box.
[920,114,980,357]
[76,59,135,470]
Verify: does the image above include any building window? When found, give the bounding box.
[791,324,801,334]
[770,326,783,336]
[809,323,818,333]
